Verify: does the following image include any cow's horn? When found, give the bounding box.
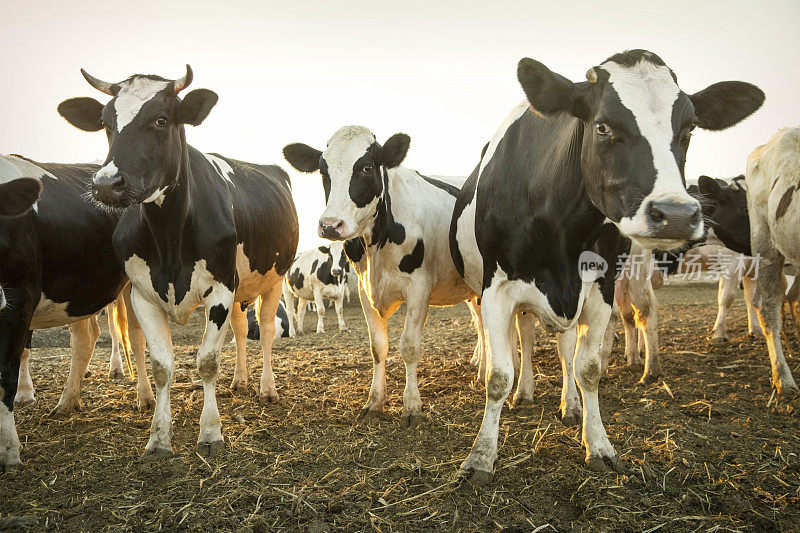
[173,65,193,93]
[80,69,115,96]
[586,67,598,84]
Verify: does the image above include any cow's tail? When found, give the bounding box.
[111,299,134,377]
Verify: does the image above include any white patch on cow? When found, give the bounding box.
[31,295,91,329]
[319,126,378,239]
[203,153,235,185]
[114,78,170,132]
[479,100,529,178]
[142,186,167,206]
[0,399,21,468]
[602,60,702,244]
[93,161,118,184]
[234,243,282,301]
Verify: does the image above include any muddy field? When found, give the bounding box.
[1,282,799,532]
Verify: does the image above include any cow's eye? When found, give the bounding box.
[155,117,168,128]
[362,164,373,174]
[596,123,612,136]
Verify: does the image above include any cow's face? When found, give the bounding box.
[517,49,764,250]
[58,66,218,208]
[283,126,410,240]
[327,241,349,277]
[0,177,42,309]
[698,175,751,255]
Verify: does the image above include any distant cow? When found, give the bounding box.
[746,126,800,395]
[284,242,350,334]
[449,49,763,481]
[245,300,291,340]
[58,65,299,460]
[283,126,492,429]
[0,156,149,470]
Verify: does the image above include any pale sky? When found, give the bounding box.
[3,0,798,250]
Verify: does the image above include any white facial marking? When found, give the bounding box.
[320,126,378,239]
[203,153,235,185]
[142,186,167,206]
[93,161,118,184]
[114,78,170,132]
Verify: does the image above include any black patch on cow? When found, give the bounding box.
[311,259,318,273]
[204,287,213,298]
[370,168,406,249]
[777,185,795,220]
[399,239,425,274]
[318,246,330,254]
[319,159,331,202]
[239,301,248,312]
[348,146,384,208]
[416,171,460,198]
[316,256,337,285]
[246,306,260,340]
[25,331,32,349]
[275,301,290,337]
[208,304,229,330]
[288,268,304,290]
[345,238,366,263]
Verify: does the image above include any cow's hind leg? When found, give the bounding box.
[511,311,536,408]
[557,325,582,426]
[296,297,308,335]
[14,335,34,407]
[107,303,125,379]
[334,295,347,332]
[743,275,761,338]
[0,331,25,470]
[230,303,249,391]
[282,283,296,338]
[599,301,619,381]
[712,275,737,342]
[257,282,283,403]
[51,316,100,416]
[399,292,431,429]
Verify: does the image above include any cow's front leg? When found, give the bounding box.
[638,294,660,385]
[313,288,326,334]
[51,317,100,416]
[106,303,125,379]
[575,285,619,472]
[557,325,582,426]
[195,285,235,455]
[458,285,515,484]
[511,311,536,408]
[357,282,389,421]
[0,330,26,470]
[295,297,307,335]
[131,291,175,460]
[14,337,35,407]
[281,283,297,338]
[334,295,347,332]
[599,300,619,380]
[399,293,431,429]
[229,303,249,391]
[123,286,154,411]
[711,274,737,342]
[743,275,761,338]
[256,282,283,403]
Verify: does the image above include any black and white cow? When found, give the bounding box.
[449,49,763,481]
[245,300,291,340]
[746,126,800,395]
[283,126,496,428]
[0,156,152,470]
[284,242,350,334]
[58,66,299,459]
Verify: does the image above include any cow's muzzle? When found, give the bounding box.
[319,217,347,240]
[645,200,702,240]
[92,172,129,206]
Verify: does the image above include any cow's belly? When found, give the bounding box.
[30,296,94,329]
[429,272,476,306]
[235,244,283,302]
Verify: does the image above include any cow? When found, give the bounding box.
[283,127,518,429]
[245,300,291,340]
[57,65,299,460]
[745,126,800,395]
[0,156,152,470]
[283,242,350,334]
[449,49,764,481]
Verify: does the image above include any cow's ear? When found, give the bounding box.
[178,89,218,126]
[517,58,591,120]
[283,143,322,173]
[690,81,764,131]
[0,178,41,217]
[379,133,410,169]
[697,175,722,200]
[58,97,104,132]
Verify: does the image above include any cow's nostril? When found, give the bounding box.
[647,202,666,224]
[111,176,126,190]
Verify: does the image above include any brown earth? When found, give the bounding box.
[1,282,799,532]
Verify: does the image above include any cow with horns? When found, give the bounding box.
[57,65,298,460]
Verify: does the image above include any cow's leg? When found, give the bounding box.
[255,283,282,403]
[195,287,234,455]
[296,297,307,335]
[621,301,642,368]
[753,249,798,395]
[14,335,34,408]
[230,303,249,391]
[357,283,390,421]
[0,396,20,471]
[398,292,431,429]
[313,288,326,334]
[334,295,347,332]
[556,325,582,426]
[712,275,737,342]
[599,301,619,380]
[123,286,154,411]
[0,325,28,470]
[511,311,536,408]
[575,285,618,472]
[51,317,100,416]
[132,292,175,460]
[743,275,760,338]
[638,289,660,385]
[458,285,516,484]
[106,304,126,379]
[282,283,296,338]
[467,298,483,365]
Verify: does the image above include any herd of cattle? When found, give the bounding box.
[1,49,798,485]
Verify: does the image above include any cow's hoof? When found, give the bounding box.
[84,370,92,378]
[455,467,494,486]
[138,396,156,412]
[709,337,728,345]
[586,453,622,473]
[599,375,609,385]
[196,440,224,457]
[776,382,800,397]
[259,392,280,404]
[140,447,174,462]
[230,379,248,392]
[510,395,534,410]
[13,392,35,409]
[109,368,125,380]
[356,408,384,424]
[48,403,80,418]
[400,413,425,429]
[561,412,582,427]
[638,373,660,386]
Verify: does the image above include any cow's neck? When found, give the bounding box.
[139,144,193,252]
[363,167,406,253]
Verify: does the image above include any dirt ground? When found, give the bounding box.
[1,282,799,532]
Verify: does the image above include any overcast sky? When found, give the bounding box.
[3,0,798,249]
